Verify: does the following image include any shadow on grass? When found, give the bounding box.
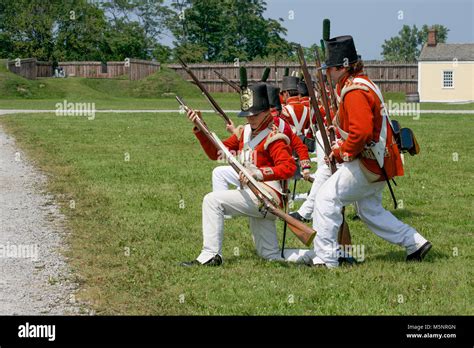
[371,248,450,263]
[345,208,421,220]
[390,209,422,219]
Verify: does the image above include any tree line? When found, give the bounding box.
[0,0,448,63]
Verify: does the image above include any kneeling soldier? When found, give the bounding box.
[182,83,298,266]
[211,84,311,192]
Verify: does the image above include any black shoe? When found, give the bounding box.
[338,256,359,266]
[406,241,432,262]
[306,263,328,268]
[289,211,310,223]
[181,254,223,267]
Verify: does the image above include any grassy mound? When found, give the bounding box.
[80,67,202,99]
[0,60,200,100]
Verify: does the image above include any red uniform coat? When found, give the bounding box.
[281,96,310,135]
[271,110,311,170]
[299,96,326,139]
[193,116,296,183]
[334,74,404,180]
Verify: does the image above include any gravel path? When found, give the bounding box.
[0,125,84,315]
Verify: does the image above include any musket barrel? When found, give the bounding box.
[178,58,232,125]
[296,45,336,173]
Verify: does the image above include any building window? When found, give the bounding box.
[443,70,454,88]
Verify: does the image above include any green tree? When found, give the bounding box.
[0,0,14,57]
[173,42,208,63]
[101,0,173,61]
[0,0,110,61]
[54,0,109,61]
[102,19,150,60]
[382,24,449,62]
[0,0,60,60]
[170,0,291,62]
[264,19,294,60]
[152,44,172,63]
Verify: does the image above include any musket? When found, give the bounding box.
[176,95,316,247]
[326,73,339,114]
[321,18,339,113]
[314,48,337,146]
[322,64,339,115]
[178,57,232,125]
[305,175,314,183]
[296,45,352,247]
[315,48,339,117]
[214,70,241,93]
[296,44,336,173]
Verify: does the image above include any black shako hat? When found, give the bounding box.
[324,35,358,68]
[297,80,309,97]
[266,84,282,111]
[281,76,299,92]
[238,83,270,117]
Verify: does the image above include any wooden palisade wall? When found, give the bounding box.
[168,61,418,93]
[7,59,160,80]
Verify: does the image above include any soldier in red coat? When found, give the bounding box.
[280,76,311,137]
[182,83,302,266]
[211,84,312,193]
[267,84,311,178]
[307,35,431,268]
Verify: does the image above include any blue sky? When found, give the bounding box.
[162,0,473,60]
[264,0,474,59]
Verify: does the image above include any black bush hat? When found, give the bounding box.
[281,76,299,92]
[324,35,358,68]
[266,84,282,111]
[238,83,270,117]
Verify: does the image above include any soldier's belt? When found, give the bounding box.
[360,148,389,160]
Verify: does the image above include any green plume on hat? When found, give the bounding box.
[323,18,331,41]
[261,67,270,82]
[284,67,289,77]
[239,66,248,88]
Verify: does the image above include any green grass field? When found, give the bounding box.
[1,111,472,315]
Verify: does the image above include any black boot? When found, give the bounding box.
[181,254,223,267]
[406,242,432,262]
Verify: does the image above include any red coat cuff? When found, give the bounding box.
[334,141,355,163]
[260,167,276,181]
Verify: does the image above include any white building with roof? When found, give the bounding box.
[418,29,474,102]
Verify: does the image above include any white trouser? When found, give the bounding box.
[298,130,338,219]
[212,166,240,191]
[196,188,312,264]
[298,165,332,219]
[310,159,428,268]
